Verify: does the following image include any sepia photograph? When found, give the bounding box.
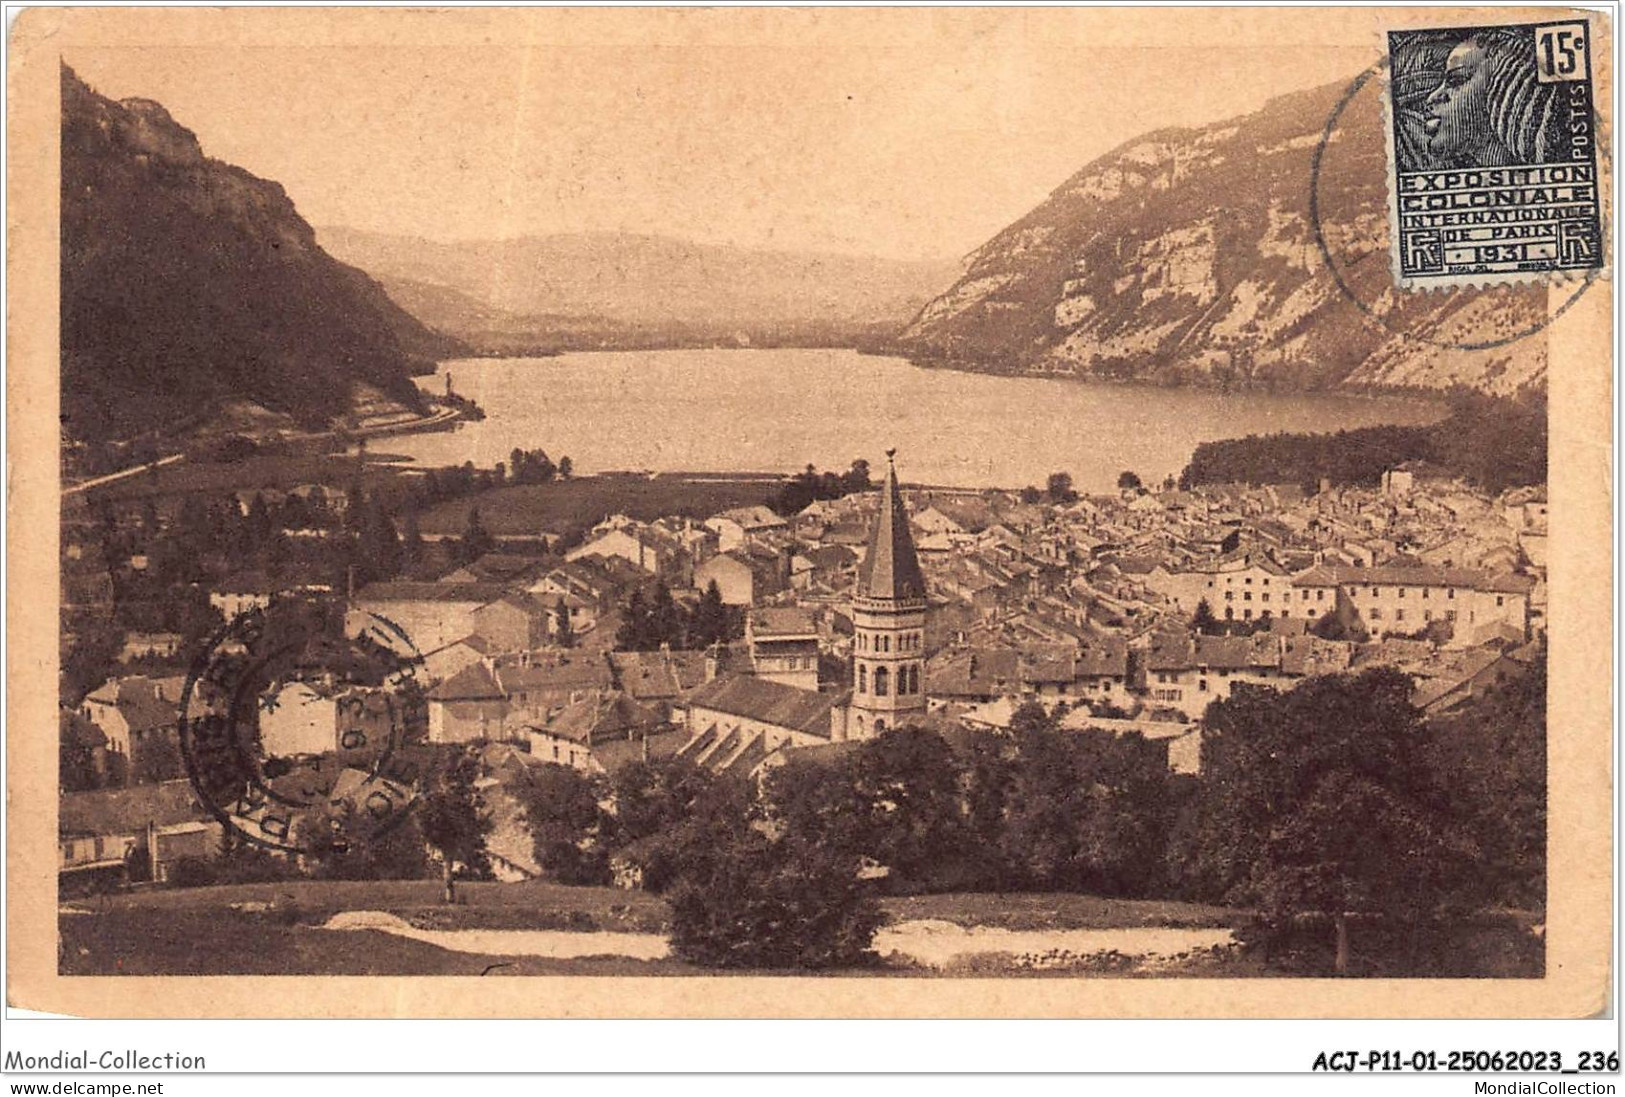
[4,6,1613,1030]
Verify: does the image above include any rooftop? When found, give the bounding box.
[684,674,837,738]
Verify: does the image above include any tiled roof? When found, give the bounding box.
[716,505,787,529]
[60,780,211,837]
[496,655,614,694]
[1296,564,1536,594]
[426,659,503,701]
[749,607,818,638]
[87,677,178,733]
[608,650,711,700]
[355,581,510,604]
[683,675,836,738]
[531,692,662,745]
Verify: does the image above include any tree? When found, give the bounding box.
[665,823,883,970]
[61,625,124,708]
[401,510,425,566]
[554,597,575,648]
[1117,470,1143,492]
[842,458,872,493]
[1046,471,1077,504]
[132,729,186,785]
[689,580,729,648]
[647,580,682,649]
[315,809,433,882]
[558,456,573,480]
[607,758,740,892]
[1192,598,1221,635]
[615,589,649,651]
[519,764,613,885]
[1174,670,1476,974]
[848,728,975,891]
[1019,485,1043,504]
[355,499,403,583]
[996,714,1171,895]
[415,744,493,903]
[1423,652,1546,909]
[457,505,495,565]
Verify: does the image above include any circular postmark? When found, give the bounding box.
[1309,60,1598,353]
[178,600,428,855]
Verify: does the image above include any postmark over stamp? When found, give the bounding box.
[1386,20,1604,288]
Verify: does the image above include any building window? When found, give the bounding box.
[858,665,867,693]
[1496,595,1505,607]
[1198,678,1208,692]
[1243,592,1252,601]
[1371,587,1380,597]
[1446,610,1457,621]
[874,667,890,696]
[1261,593,1270,602]
[875,719,886,734]
[1224,591,1233,601]
[1245,577,1252,585]
[1370,608,1382,620]
[1422,588,1430,599]
[1423,610,1433,621]
[1398,588,1406,598]
[1317,590,1325,601]
[1448,589,1456,600]
[1243,609,1252,620]
[1395,609,1405,622]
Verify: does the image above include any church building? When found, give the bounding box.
[848,451,928,738]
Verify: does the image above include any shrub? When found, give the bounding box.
[166,856,217,888]
[666,828,883,970]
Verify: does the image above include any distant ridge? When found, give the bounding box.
[317,225,961,354]
[60,65,466,443]
[895,80,1548,396]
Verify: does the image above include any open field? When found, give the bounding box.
[417,473,782,537]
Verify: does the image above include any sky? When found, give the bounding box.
[64,9,1379,262]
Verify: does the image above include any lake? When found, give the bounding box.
[395,349,1445,492]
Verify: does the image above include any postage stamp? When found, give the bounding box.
[178,602,428,856]
[1386,20,1604,288]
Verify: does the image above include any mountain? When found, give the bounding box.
[895,80,1547,396]
[316,227,960,354]
[60,66,466,443]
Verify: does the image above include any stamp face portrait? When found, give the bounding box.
[1387,20,1604,287]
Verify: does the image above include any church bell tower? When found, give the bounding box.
[849,450,927,738]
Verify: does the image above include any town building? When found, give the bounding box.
[746,607,820,691]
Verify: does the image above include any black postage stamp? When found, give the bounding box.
[178,601,428,856]
[1387,20,1604,287]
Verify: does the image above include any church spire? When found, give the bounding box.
[856,449,926,603]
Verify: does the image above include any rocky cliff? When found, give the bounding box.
[61,66,464,442]
[895,80,1547,395]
